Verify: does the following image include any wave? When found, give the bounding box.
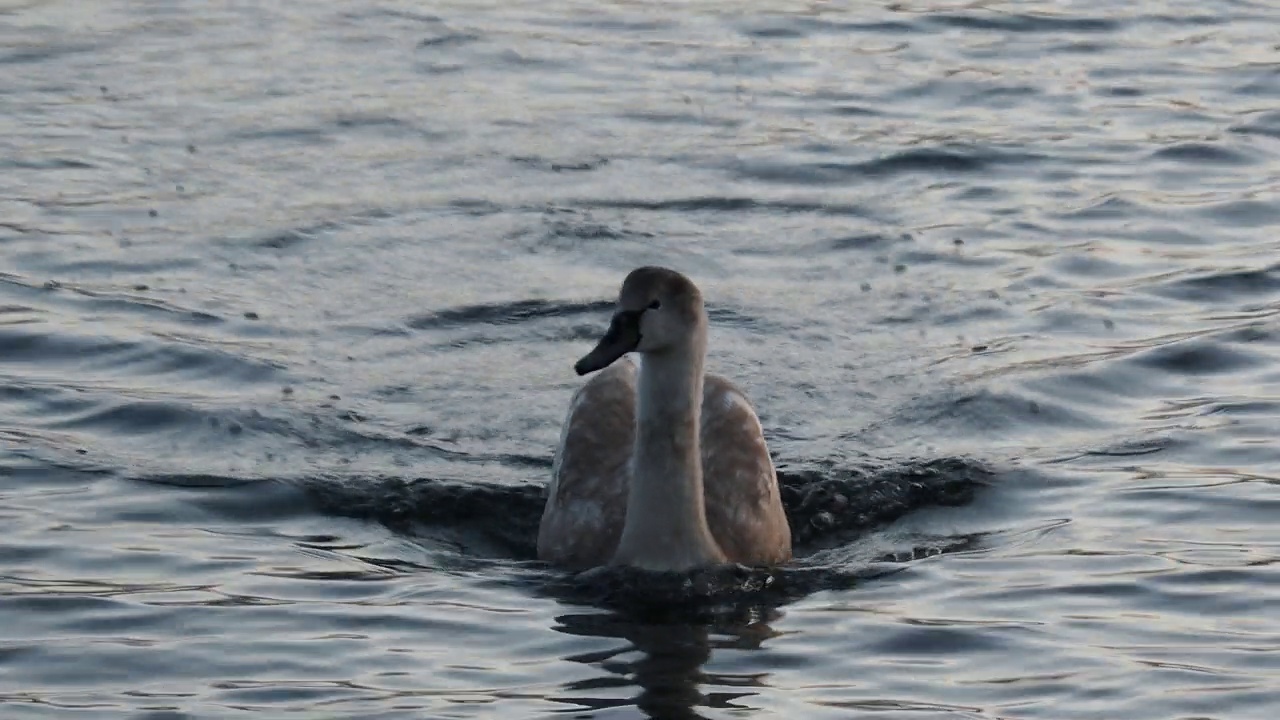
[303,456,993,616]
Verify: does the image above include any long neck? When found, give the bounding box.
[613,333,726,570]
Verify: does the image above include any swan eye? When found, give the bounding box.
[647,299,661,310]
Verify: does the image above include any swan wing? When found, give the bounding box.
[700,374,792,564]
[537,358,636,568]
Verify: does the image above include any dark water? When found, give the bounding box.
[3,1,1279,717]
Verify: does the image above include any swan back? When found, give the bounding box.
[538,362,791,569]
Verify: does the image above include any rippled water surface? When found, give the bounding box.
[3,1,1280,718]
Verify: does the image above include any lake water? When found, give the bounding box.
[2,1,1279,718]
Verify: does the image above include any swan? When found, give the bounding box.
[538,266,792,571]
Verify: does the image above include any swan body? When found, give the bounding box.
[537,267,792,571]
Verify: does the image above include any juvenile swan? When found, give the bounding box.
[538,266,792,571]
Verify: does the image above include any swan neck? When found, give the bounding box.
[613,338,725,570]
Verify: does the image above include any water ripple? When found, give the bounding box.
[3,0,1280,718]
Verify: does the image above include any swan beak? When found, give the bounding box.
[575,310,642,375]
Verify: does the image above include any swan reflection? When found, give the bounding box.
[548,607,782,719]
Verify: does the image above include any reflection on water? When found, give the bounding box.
[552,610,778,720]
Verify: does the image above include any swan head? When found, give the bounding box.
[574,266,705,376]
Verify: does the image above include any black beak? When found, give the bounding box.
[574,310,642,375]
